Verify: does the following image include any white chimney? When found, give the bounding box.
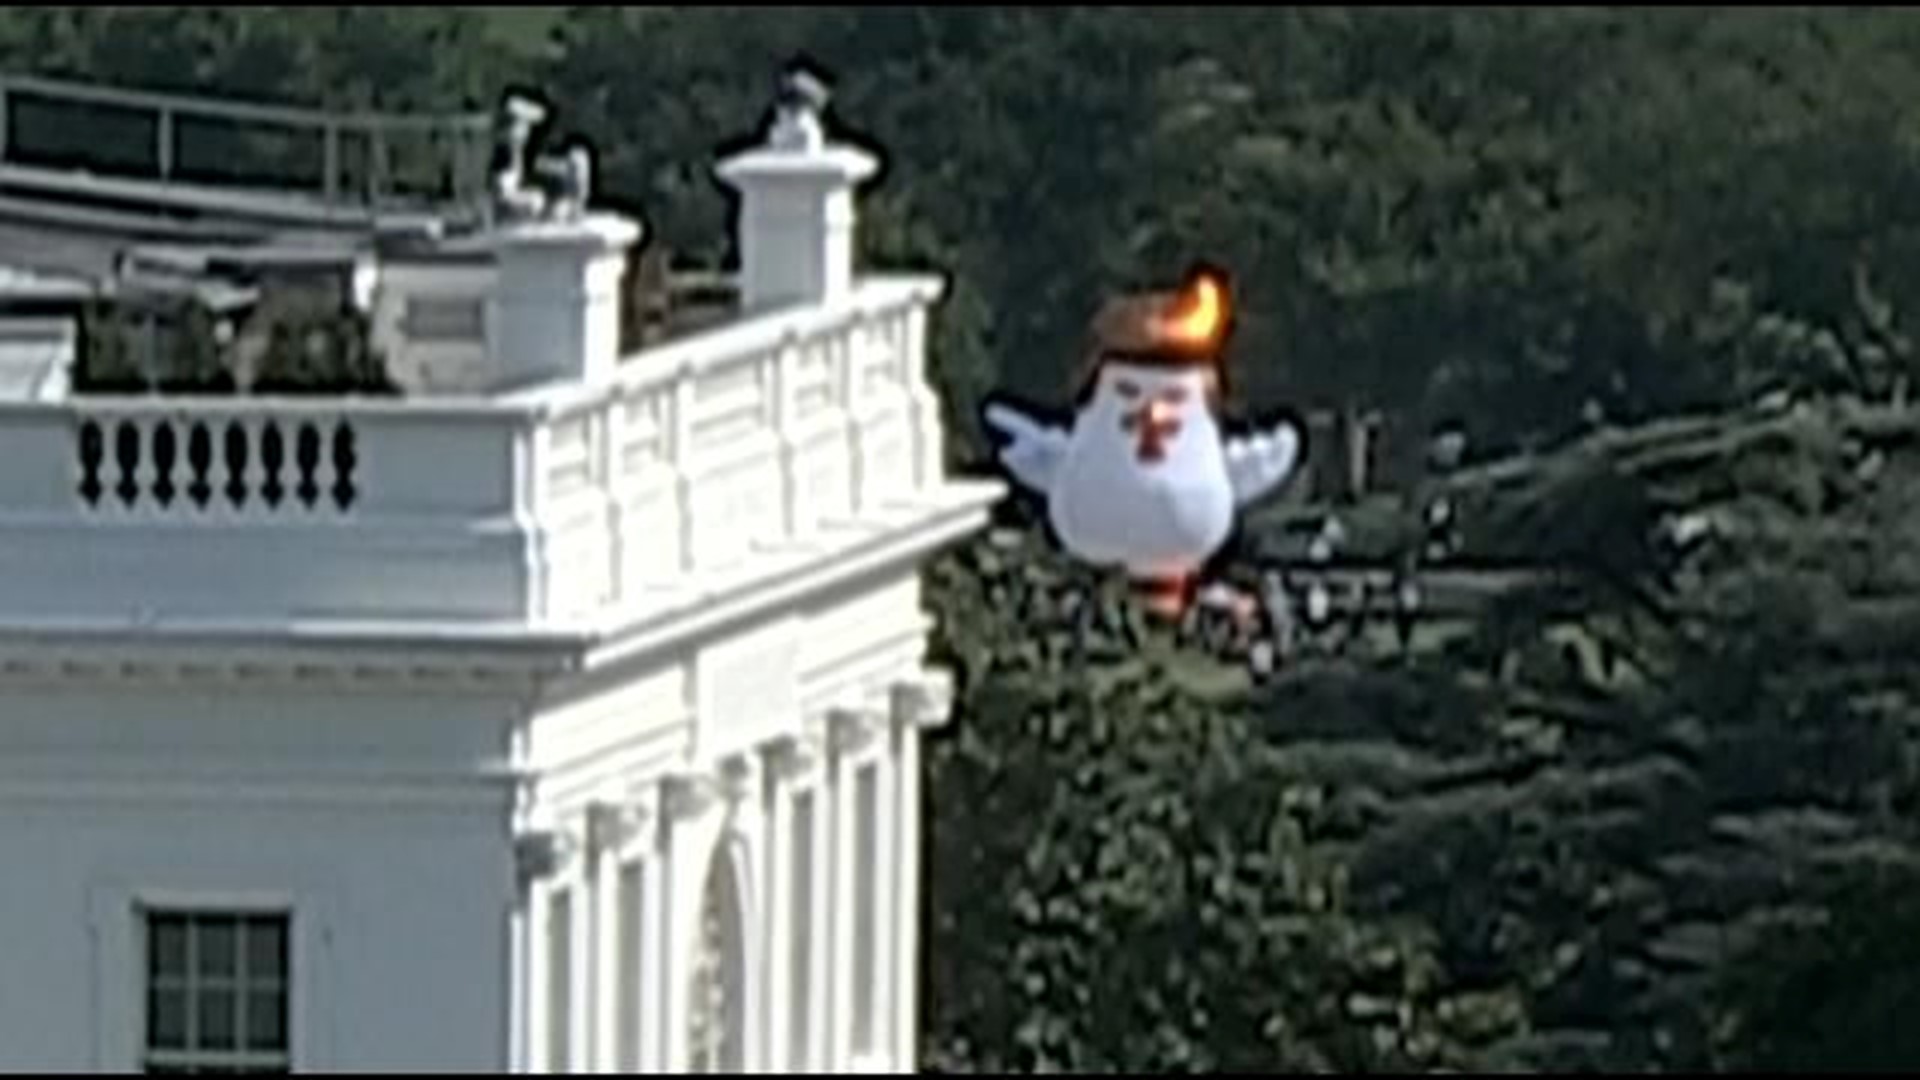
[487,212,641,390]
[715,66,878,312]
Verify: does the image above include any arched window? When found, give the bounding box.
[687,841,748,1073]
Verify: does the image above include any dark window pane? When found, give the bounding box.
[144,1063,188,1074]
[196,919,238,979]
[244,919,287,981]
[245,988,287,1051]
[199,988,238,1051]
[149,917,188,978]
[147,987,188,1050]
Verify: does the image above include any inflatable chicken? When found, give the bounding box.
[984,266,1303,617]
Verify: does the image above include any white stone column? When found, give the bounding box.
[586,808,613,1073]
[761,741,793,1071]
[762,733,823,1072]
[803,727,835,1074]
[826,706,883,1071]
[873,740,899,1070]
[508,832,549,1073]
[889,674,953,1073]
[508,888,530,1073]
[567,854,592,1074]
[890,719,922,1075]
[586,799,649,1073]
[526,882,553,1071]
[636,789,670,1074]
[514,824,583,1074]
[507,733,544,1074]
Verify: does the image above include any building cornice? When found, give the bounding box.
[891,671,955,731]
[0,485,996,693]
[0,759,524,810]
[578,484,999,676]
[0,620,587,690]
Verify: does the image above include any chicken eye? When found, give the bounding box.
[1115,379,1143,400]
[1159,386,1191,405]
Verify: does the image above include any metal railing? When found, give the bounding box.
[0,72,494,217]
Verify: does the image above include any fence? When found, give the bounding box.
[0,72,493,218]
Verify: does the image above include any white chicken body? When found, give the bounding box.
[1047,361,1235,577]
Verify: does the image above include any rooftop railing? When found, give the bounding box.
[0,275,955,626]
[0,72,494,220]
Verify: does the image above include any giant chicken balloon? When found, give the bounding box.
[984,267,1303,617]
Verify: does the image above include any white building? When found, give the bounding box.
[0,81,999,1073]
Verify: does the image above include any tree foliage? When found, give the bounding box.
[19,8,1920,452]
[927,395,1920,1072]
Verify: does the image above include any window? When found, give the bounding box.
[546,889,573,1073]
[851,766,880,1056]
[142,911,290,1075]
[788,791,816,1068]
[615,863,645,1072]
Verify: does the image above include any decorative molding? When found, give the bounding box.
[826,705,883,757]
[0,760,526,811]
[583,798,650,858]
[0,643,570,693]
[660,772,721,823]
[692,615,799,764]
[716,753,757,806]
[762,732,823,780]
[891,670,955,731]
[514,827,576,885]
[579,479,1000,674]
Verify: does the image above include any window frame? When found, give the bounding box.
[88,885,332,1074]
[138,908,294,1074]
[398,295,486,344]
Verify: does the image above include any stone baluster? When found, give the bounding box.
[125,415,158,512]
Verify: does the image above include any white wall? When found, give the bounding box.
[0,678,523,1073]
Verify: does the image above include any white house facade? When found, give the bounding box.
[0,79,998,1073]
